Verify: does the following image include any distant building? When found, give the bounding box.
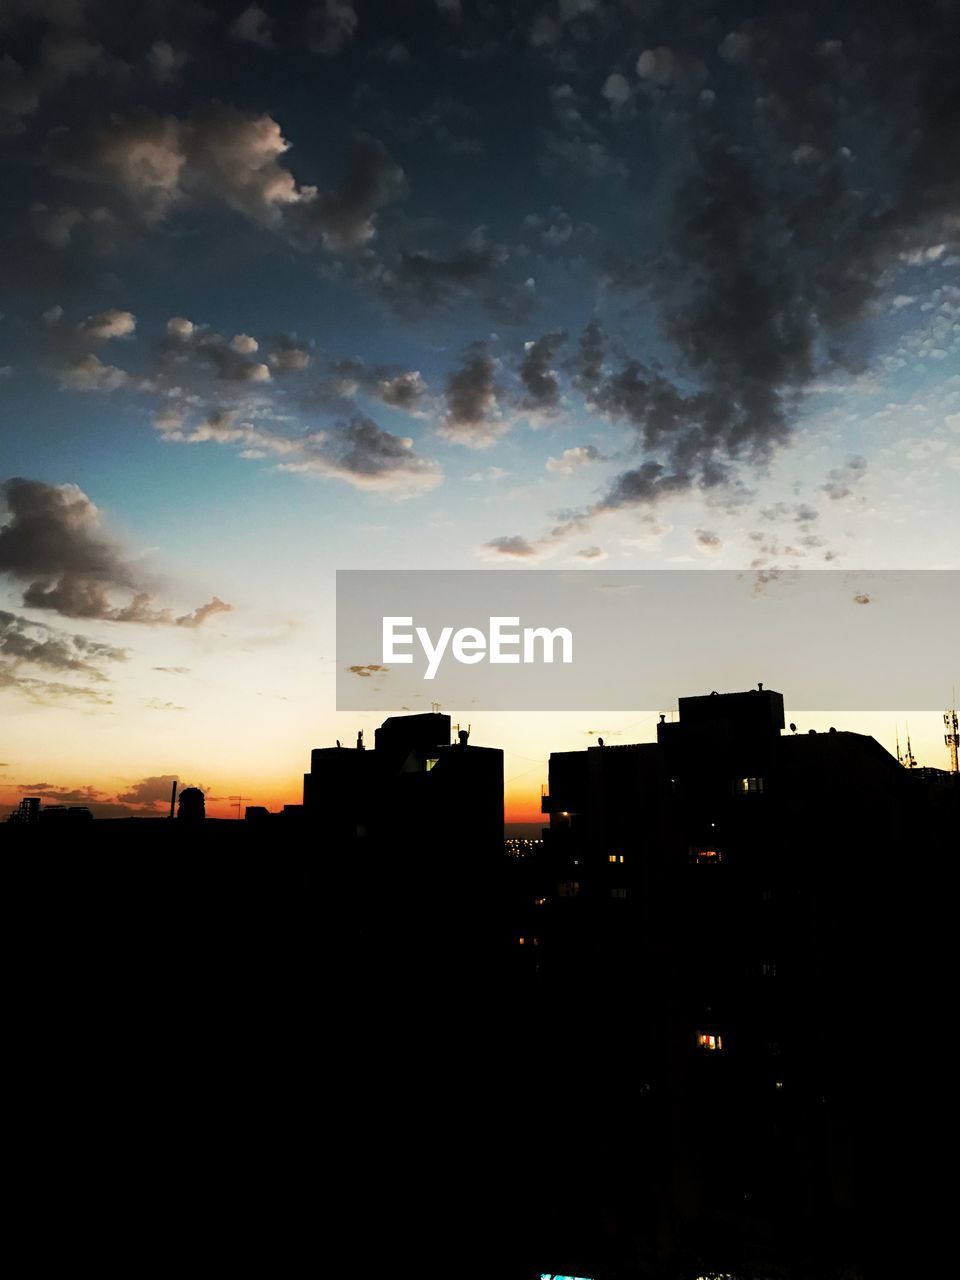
[6,796,41,824]
[176,787,205,822]
[303,712,503,854]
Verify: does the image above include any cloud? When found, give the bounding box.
[45,108,402,250]
[377,370,427,410]
[116,775,179,806]
[147,41,191,83]
[176,596,232,628]
[375,241,508,313]
[58,353,131,391]
[306,1,358,57]
[695,529,722,551]
[347,663,388,677]
[439,344,504,447]
[0,477,230,625]
[289,134,405,251]
[484,535,538,558]
[519,330,567,412]
[0,31,114,135]
[278,417,443,497]
[823,455,867,500]
[602,73,632,107]
[230,5,273,48]
[0,608,127,679]
[267,336,312,372]
[574,545,606,561]
[78,308,136,339]
[546,445,599,474]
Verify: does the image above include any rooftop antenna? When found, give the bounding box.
[903,724,918,770]
[229,795,247,820]
[945,702,959,775]
[357,729,364,751]
[895,726,902,765]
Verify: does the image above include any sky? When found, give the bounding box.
[1,0,958,823]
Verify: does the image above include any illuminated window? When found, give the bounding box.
[691,847,724,864]
[761,961,777,978]
[425,757,439,772]
[697,1031,723,1051]
[737,776,764,793]
[557,881,581,898]
[608,852,625,863]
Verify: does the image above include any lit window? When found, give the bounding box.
[737,776,764,793]
[557,881,581,898]
[761,962,777,978]
[697,1031,723,1051]
[533,896,547,907]
[691,847,724,864]
[425,757,439,771]
[608,852,625,863]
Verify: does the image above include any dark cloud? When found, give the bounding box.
[519,330,567,412]
[0,28,115,135]
[288,133,405,252]
[230,5,272,49]
[484,535,538,558]
[279,417,442,497]
[0,608,127,678]
[375,242,508,313]
[116,775,179,806]
[347,663,387,677]
[306,1,358,57]
[0,477,230,624]
[440,344,502,446]
[695,529,722,550]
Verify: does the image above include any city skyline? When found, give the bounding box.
[2,0,958,821]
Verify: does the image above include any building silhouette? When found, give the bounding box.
[518,685,954,1277]
[2,692,955,1279]
[176,786,205,822]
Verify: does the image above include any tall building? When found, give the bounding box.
[523,685,940,1278]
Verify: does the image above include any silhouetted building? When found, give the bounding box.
[176,786,205,822]
[522,685,944,1277]
[6,796,41,824]
[303,712,503,855]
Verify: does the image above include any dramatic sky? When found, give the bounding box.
[1,0,958,821]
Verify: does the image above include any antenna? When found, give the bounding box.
[945,704,959,775]
[229,795,247,820]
